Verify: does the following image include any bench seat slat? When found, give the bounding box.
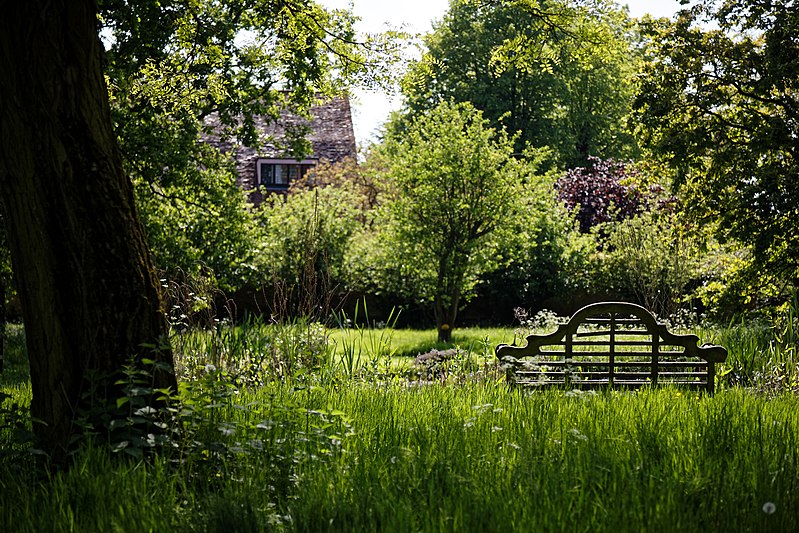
[516,380,711,389]
[535,350,685,356]
[559,335,655,342]
[570,340,657,346]
[515,370,710,379]
[583,318,642,324]
[537,349,696,356]
[512,360,710,368]
[575,330,652,338]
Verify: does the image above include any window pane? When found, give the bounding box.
[276,165,287,185]
[260,163,275,185]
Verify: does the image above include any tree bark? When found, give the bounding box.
[0,0,177,463]
[434,296,453,343]
[434,282,461,344]
[0,275,5,374]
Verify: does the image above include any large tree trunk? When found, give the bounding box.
[0,1,177,463]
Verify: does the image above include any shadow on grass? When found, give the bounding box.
[391,329,516,360]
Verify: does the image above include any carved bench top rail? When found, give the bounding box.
[495,302,728,393]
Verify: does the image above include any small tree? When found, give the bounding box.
[374,101,529,342]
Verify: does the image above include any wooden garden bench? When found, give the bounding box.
[495,302,727,393]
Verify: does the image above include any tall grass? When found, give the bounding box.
[288,384,799,532]
[693,296,799,393]
[3,311,799,531]
[2,383,799,531]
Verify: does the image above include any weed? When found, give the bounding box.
[331,300,399,380]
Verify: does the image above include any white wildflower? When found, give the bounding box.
[569,428,588,442]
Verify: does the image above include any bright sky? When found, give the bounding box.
[320,0,684,147]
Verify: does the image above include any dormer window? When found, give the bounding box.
[256,158,317,190]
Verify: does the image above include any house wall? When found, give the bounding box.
[204,96,357,204]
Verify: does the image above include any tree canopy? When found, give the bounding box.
[401,0,641,168]
[100,0,402,289]
[634,0,799,296]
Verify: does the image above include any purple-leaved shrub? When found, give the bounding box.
[556,157,673,233]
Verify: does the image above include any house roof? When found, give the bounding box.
[204,95,357,191]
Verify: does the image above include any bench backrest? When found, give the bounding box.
[495,302,727,393]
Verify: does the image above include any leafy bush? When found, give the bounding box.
[710,294,799,394]
[556,157,670,233]
[477,177,596,314]
[257,184,364,318]
[135,152,263,293]
[595,209,702,318]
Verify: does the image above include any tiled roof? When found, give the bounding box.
[204,96,357,192]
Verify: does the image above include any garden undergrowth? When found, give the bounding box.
[2,316,799,531]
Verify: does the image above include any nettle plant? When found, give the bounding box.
[68,356,352,499]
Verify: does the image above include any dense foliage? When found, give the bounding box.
[402,0,641,168]
[352,101,562,339]
[596,208,706,318]
[556,157,648,233]
[257,184,365,316]
[89,0,792,322]
[634,0,799,302]
[475,161,594,318]
[99,0,401,288]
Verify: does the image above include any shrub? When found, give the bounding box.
[556,157,670,233]
[595,209,701,318]
[256,185,364,318]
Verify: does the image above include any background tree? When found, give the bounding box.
[0,0,176,462]
[474,159,594,320]
[634,0,799,304]
[100,0,402,292]
[360,101,537,342]
[402,0,641,168]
